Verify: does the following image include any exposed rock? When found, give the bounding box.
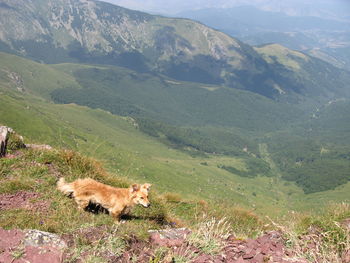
[218,231,308,263]
[0,227,314,263]
[7,71,25,92]
[149,227,190,247]
[25,144,52,150]
[146,229,309,262]
[0,126,26,158]
[0,228,66,263]
[0,126,10,157]
[24,230,66,249]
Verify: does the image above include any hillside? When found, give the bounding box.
[0,60,297,215]
[254,43,350,99]
[178,6,350,70]
[1,51,350,214]
[0,130,349,262]
[0,2,349,262]
[0,51,293,155]
[0,0,350,216]
[1,0,350,101]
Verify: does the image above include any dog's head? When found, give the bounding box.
[130,183,151,208]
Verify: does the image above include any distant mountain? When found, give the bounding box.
[178,6,350,70]
[103,0,350,22]
[1,0,350,102]
[179,6,349,34]
[0,0,258,83]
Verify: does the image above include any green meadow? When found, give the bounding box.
[0,51,349,218]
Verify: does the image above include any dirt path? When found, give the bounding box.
[258,143,281,179]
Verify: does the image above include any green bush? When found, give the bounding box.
[7,132,25,152]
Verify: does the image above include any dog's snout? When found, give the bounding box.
[146,203,151,208]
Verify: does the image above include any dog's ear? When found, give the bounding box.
[130,184,140,193]
[142,183,152,192]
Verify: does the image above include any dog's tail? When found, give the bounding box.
[57,177,74,196]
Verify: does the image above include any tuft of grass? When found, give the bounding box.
[0,179,34,194]
[162,192,183,203]
[10,246,26,261]
[0,158,16,178]
[149,246,196,263]
[6,132,26,153]
[169,245,196,263]
[91,225,126,258]
[269,202,350,263]
[66,225,126,263]
[0,209,42,230]
[204,202,265,238]
[188,216,231,255]
[149,247,169,263]
[84,255,107,263]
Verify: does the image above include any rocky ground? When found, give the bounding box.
[0,227,309,263]
[0,191,50,212]
[0,186,310,263]
[0,128,348,263]
[0,211,310,263]
[0,177,348,263]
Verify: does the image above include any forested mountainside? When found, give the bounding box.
[0,0,350,198]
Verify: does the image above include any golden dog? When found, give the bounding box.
[57,177,151,220]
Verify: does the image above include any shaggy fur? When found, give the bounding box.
[57,177,151,220]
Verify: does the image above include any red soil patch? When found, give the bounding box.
[4,150,23,159]
[0,191,50,213]
[145,229,308,263]
[61,225,109,247]
[0,228,65,263]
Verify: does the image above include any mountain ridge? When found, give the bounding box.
[1,0,350,198]
[177,6,350,71]
[1,0,350,102]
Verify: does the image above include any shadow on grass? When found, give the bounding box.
[120,214,167,224]
[84,202,167,224]
[85,202,109,214]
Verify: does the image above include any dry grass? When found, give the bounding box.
[6,132,26,153]
[268,202,350,263]
[149,244,196,263]
[65,224,126,263]
[204,202,265,239]
[188,215,231,255]
[162,192,182,203]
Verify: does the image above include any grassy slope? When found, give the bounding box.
[0,89,287,215]
[0,52,349,216]
[1,146,349,262]
[0,52,81,99]
[50,58,350,195]
[0,82,346,219]
[50,62,302,132]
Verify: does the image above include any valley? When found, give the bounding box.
[0,0,349,215]
[0,1,350,261]
[0,50,349,217]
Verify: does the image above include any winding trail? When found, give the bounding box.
[258,143,282,179]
